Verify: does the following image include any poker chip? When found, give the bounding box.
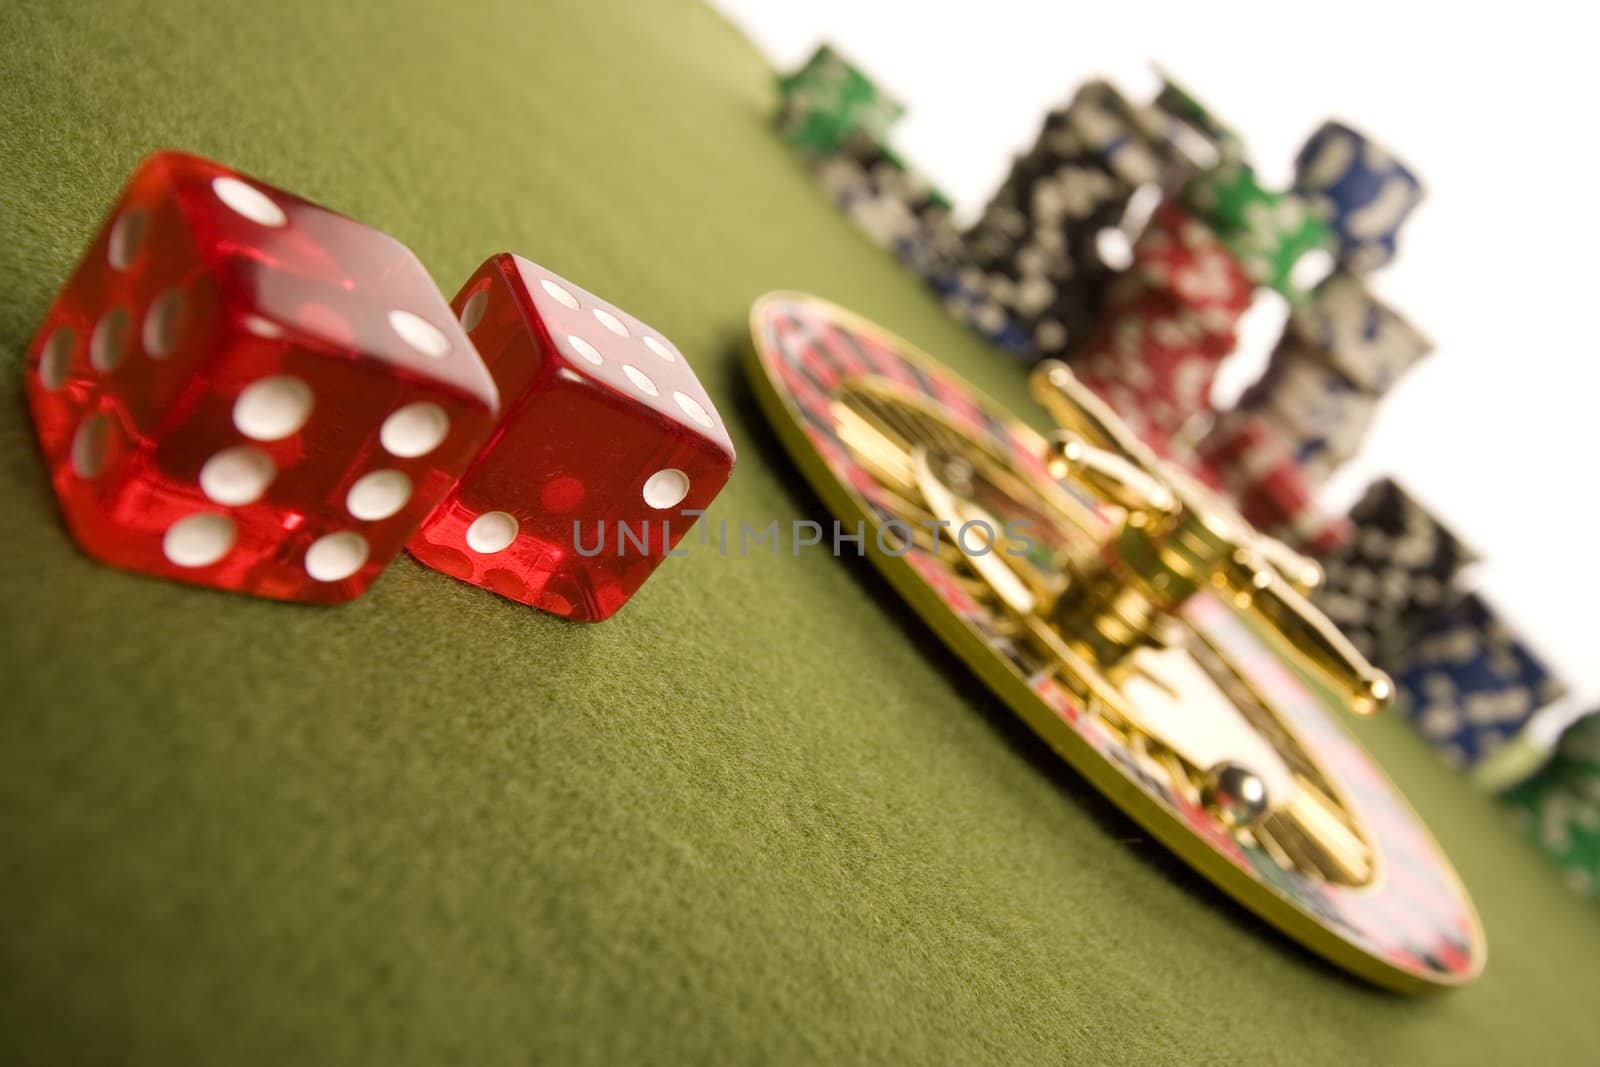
[1227,273,1431,484]
[1391,593,1571,769]
[1180,161,1335,301]
[813,136,1036,354]
[1062,79,1175,189]
[1314,478,1480,663]
[811,130,966,284]
[1148,72,1247,172]
[938,268,1039,357]
[1236,340,1381,484]
[1286,271,1433,393]
[1557,712,1600,774]
[774,45,905,157]
[801,125,1037,357]
[1293,121,1425,274]
[1500,710,1600,899]
[961,80,1180,361]
[1193,409,1351,553]
[1072,202,1253,450]
[1072,292,1229,453]
[1108,200,1253,340]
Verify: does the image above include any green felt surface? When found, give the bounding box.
[1,1,1597,1063]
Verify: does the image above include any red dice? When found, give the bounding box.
[407,255,735,621]
[23,150,499,602]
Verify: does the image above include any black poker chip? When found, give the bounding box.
[1314,478,1479,664]
[958,81,1183,361]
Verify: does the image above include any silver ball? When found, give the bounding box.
[1202,761,1270,828]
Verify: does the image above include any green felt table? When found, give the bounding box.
[1,1,1596,1063]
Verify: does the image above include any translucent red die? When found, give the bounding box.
[23,150,499,602]
[408,255,735,621]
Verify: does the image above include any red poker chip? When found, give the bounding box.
[1068,203,1259,475]
[1075,270,1250,432]
[1118,202,1253,322]
[1101,276,1241,358]
[1074,299,1231,447]
[1195,411,1351,552]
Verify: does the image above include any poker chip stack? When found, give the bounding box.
[811,132,969,292]
[1201,123,1429,494]
[775,49,1015,350]
[1390,593,1570,769]
[958,80,1182,361]
[1069,201,1253,452]
[776,59,1434,504]
[779,66,1261,367]
[1099,93,1361,549]
[774,45,905,157]
[1224,274,1434,484]
[1192,410,1351,553]
[1501,710,1600,901]
[1315,479,1575,784]
[1314,478,1479,662]
[992,83,1350,550]
[1293,120,1425,275]
[812,134,1036,353]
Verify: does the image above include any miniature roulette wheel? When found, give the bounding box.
[746,291,1484,992]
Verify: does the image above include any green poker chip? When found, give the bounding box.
[774,45,904,157]
[1502,713,1600,901]
[1181,161,1335,301]
[1558,712,1600,771]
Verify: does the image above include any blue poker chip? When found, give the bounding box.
[1293,121,1425,274]
[1393,593,1570,768]
[936,271,1038,358]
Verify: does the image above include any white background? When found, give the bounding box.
[710,0,1600,703]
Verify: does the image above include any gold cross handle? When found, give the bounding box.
[1028,360,1391,717]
